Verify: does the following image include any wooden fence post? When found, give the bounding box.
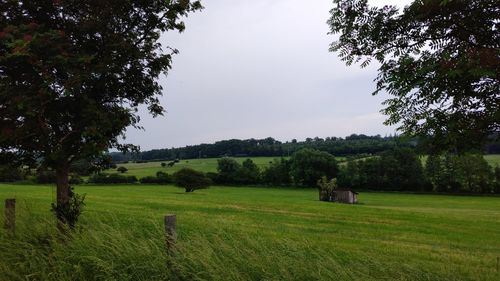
[4,199,15,234]
[164,214,177,252]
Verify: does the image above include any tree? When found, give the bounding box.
[173,168,211,193]
[216,157,241,184]
[116,166,128,174]
[262,158,291,186]
[236,159,260,184]
[290,148,338,187]
[329,0,500,151]
[0,1,201,225]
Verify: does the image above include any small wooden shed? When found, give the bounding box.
[334,189,358,204]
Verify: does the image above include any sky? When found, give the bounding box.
[124,0,412,150]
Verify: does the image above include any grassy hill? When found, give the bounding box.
[1,184,499,280]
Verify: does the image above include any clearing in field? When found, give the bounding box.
[1,184,499,281]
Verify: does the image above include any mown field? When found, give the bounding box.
[1,184,499,281]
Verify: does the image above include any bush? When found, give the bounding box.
[35,170,57,184]
[69,174,85,185]
[88,173,137,184]
[117,166,128,173]
[173,168,211,192]
[0,164,25,182]
[139,171,172,184]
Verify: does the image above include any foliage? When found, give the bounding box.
[0,164,24,182]
[317,176,338,201]
[289,148,339,187]
[338,148,428,191]
[236,159,261,184]
[139,171,172,184]
[35,169,57,184]
[216,157,242,184]
[117,166,128,173]
[173,168,211,192]
[0,0,202,224]
[110,134,409,161]
[214,158,261,185]
[262,158,292,186]
[50,186,85,228]
[329,0,500,151]
[70,155,115,176]
[69,174,84,185]
[426,153,495,193]
[88,174,138,184]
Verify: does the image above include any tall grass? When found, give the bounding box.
[1,184,500,280]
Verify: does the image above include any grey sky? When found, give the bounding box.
[124,0,411,150]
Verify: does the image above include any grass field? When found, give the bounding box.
[110,157,282,178]
[1,184,499,280]
[485,154,500,167]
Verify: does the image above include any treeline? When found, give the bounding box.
[205,148,500,194]
[110,134,408,162]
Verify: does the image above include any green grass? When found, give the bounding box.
[1,184,499,280]
[484,154,500,167]
[110,157,282,178]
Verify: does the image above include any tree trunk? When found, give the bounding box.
[56,164,70,212]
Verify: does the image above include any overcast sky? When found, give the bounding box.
[124,0,412,150]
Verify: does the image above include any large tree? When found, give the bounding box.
[0,0,201,224]
[329,0,499,151]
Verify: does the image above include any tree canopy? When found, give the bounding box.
[329,0,500,151]
[0,0,201,224]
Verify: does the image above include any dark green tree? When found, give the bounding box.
[0,0,202,225]
[237,159,261,184]
[290,148,338,187]
[329,0,500,151]
[173,168,211,193]
[116,166,128,174]
[262,158,291,186]
[216,157,241,184]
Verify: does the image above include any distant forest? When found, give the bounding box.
[109,134,500,162]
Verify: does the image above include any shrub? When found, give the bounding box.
[173,168,211,192]
[117,166,128,173]
[88,173,137,184]
[69,174,84,185]
[35,170,57,184]
[139,171,172,184]
[161,162,166,168]
[0,164,25,182]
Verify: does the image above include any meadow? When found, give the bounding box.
[1,183,499,281]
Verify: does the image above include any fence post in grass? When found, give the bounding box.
[164,214,177,252]
[4,199,15,235]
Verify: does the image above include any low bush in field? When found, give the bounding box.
[88,173,138,184]
[173,168,211,192]
[35,170,57,184]
[69,174,85,185]
[0,164,25,182]
[139,171,172,184]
